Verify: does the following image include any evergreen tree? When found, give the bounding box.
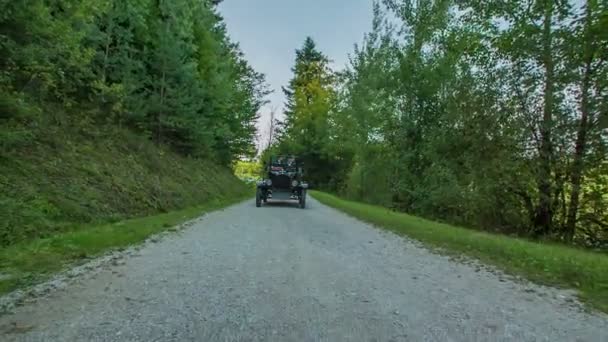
[276,37,336,187]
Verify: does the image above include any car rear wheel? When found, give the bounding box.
[256,189,262,207]
[299,190,307,209]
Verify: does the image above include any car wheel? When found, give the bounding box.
[299,190,307,209]
[256,189,262,207]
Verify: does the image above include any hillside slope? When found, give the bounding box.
[0,122,248,247]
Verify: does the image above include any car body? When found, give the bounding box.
[256,155,308,208]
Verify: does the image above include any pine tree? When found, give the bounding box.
[277,37,336,186]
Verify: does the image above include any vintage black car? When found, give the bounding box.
[256,155,308,208]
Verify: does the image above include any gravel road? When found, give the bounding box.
[1,197,607,341]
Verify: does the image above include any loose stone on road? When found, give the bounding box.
[1,198,607,341]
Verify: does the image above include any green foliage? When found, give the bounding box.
[233,160,262,182]
[1,0,268,164]
[276,1,608,247]
[273,37,341,188]
[0,123,249,246]
[312,191,608,313]
[0,0,267,247]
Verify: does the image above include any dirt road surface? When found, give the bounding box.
[1,198,607,341]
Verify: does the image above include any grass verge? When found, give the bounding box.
[311,191,608,314]
[0,194,249,295]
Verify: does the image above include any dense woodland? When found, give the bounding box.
[1,0,607,247]
[1,0,267,163]
[269,0,608,246]
[0,0,266,245]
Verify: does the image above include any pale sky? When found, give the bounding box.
[218,0,374,148]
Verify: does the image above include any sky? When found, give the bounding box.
[218,0,375,148]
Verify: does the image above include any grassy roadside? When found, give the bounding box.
[311,191,608,313]
[0,194,249,295]
[1,123,250,247]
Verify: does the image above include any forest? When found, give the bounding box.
[1,0,607,248]
[1,0,266,163]
[268,0,608,247]
[0,0,266,246]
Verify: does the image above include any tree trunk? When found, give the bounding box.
[534,0,555,236]
[158,70,166,145]
[102,12,113,85]
[267,107,275,149]
[565,0,596,241]
[566,77,590,241]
